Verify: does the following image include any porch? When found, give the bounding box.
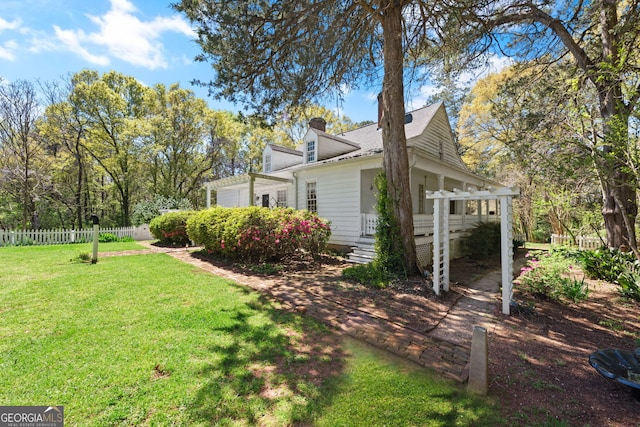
[359,212,498,237]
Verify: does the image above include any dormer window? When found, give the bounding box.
[306,140,316,163]
[264,154,272,172]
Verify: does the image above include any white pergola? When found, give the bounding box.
[426,187,520,315]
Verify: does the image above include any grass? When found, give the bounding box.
[0,244,501,426]
[313,339,503,426]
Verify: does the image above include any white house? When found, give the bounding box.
[204,102,503,267]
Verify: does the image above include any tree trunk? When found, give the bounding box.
[380,2,418,274]
[595,0,637,249]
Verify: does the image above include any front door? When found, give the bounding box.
[261,194,270,208]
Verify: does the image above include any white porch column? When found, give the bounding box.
[500,195,514,314]
[205,184,211,208]
[462,182,468,230]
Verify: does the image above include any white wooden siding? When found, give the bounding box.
[217,188,250,207]
[296,163,361,246]
[410,106,467,169]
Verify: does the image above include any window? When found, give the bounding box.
[264,154,271,172]
[306,140,316,162]
[418,184,425,214]
[449,200,457,214]
[306,182,317,212]
[276,190,287,207]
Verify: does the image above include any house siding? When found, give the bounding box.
[217,188,249,207]
[410,106,467,170]
[296,162,362,247]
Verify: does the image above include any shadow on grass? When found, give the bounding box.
[186,293,347,426]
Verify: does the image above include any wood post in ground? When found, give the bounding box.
[468,325,488,395]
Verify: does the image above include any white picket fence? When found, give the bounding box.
[550,234,604,250]
[0,225,153,247]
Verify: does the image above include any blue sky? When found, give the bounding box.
[0,0,383,122]
[0,0,508,124]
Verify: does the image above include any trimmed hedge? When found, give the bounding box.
[186,207,331,262]
[149,211,196,246]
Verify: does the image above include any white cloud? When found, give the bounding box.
[0,17,22,32]
[53,26,110,66]
[0,40,18,60]
[53,0,195,70]
[0,18,22,60]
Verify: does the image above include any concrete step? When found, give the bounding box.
[346,243,376,264]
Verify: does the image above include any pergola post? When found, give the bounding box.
[426,187,519,314]
[500,195,514,314]
[433,198,442,295]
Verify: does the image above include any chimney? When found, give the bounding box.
[377,92,383,129]
[309,117,326,132]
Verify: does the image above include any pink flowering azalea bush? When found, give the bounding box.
[186,207,331,262]
[149,210,196,246]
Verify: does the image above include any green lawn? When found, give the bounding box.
[0,244,502,426]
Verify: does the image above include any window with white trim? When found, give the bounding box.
[264,154,272,172]
[306,140,316,163]
[276,189,287,207]
[306,182,317,212]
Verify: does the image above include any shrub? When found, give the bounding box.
[579,247,635,282]
[98,232,119,243]
[616,271,640,301]
[98,233,135,243]
[132,194,193,226]
[580,247,640,301]
[186,207,331,262]
[463,221,501,259]
[150,211,195,246]
[517,249,590,303]
[342,264,393,288]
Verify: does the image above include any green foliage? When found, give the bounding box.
[463,221,502,259]
[131,195,193,226]
[149,211,196,246]
[98,233,134,243]
[98,232,118,243]
[342,264,393,289]
[579,247,635,282]
[72,252,92,263]
[518,249,590,303]
[616,272,640,301]
[373,172,405,275]
[186,207,331,262]
[579,248,640,300]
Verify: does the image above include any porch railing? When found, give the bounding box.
[360,213,492,237]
